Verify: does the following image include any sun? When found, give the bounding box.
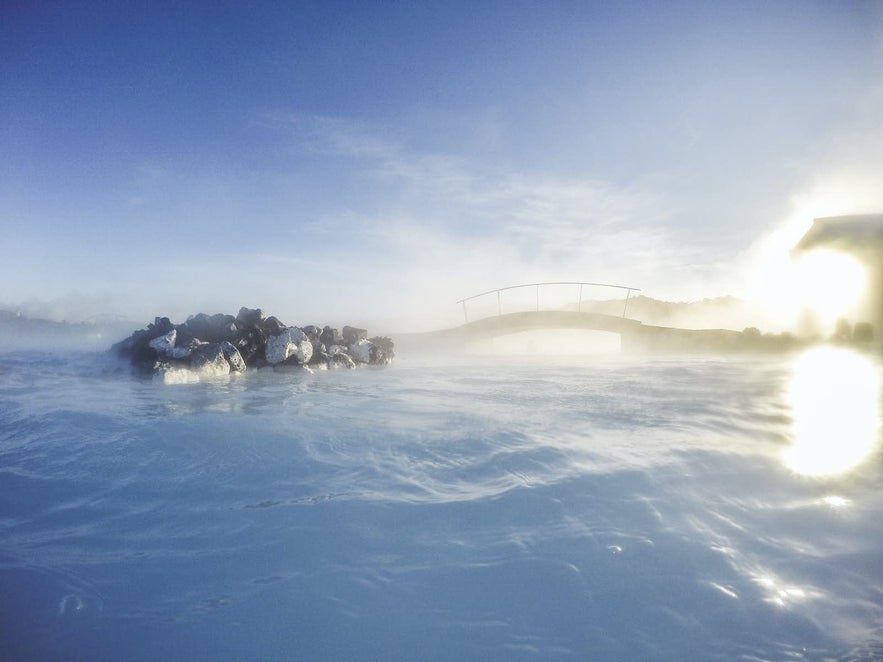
[747,239,868,333]
[792,249,867,327]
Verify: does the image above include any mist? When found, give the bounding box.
[6,6,883,660]
[3,2,883,347]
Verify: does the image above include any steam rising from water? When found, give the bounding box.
[468,329,621,356]
[2,349,883,659]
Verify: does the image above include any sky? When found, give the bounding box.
[3,1,883,330]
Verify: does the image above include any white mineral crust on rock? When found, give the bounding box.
[220,341,247,372]
[192,351,231,378]
[153,365,200,384]
[328,352,356,369]
[265,328,313,364]
[148,329,193,359]
[349,339,374,364]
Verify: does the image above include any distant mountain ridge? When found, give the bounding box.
[576,295,760,331]
[0,294,780,351]
[0,309,135,348]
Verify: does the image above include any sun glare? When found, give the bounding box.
[784,346,881,477]
[747,197,877,332]
[793,250,867,326]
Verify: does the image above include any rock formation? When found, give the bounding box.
[112,307,394,382]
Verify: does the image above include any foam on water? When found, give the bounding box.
[1,347,882,660]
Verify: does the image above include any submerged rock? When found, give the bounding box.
[112,308,393,381]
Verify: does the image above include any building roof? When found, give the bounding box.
[793,214,883,257]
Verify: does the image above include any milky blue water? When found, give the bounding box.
[2,345,882,661]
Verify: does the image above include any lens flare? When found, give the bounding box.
[784,346,881,476]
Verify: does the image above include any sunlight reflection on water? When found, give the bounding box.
[752,572,821,608]
[784,346,881,477]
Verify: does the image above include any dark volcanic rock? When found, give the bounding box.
[342,326,367,345]
[236,307,266,327]
[220,341,247,372]
[301,325,321,341]
[232,326,266,365]
[112,316,175,373]
[262,316,288,336]
[186,313,237,343]
[113,309,393,380]
[190,342,231,376]
[369,336,395,365]
[265,327,313,365]
[320,326,341,347]
[149,329,199,359]
[328,351,356,370]
[189,341,248,374]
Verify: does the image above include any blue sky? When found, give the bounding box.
[3,1,883,328]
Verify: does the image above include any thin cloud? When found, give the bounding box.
[222,114,742,329]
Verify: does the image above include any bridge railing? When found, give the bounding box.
[456,281,641,323]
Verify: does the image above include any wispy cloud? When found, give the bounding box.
[241,115,727,327]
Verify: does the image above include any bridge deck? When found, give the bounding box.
[435,310,643,340]
[403,310,794,354]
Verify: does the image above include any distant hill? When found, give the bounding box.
[0,294,785,352]
[0,309,134,349]
[575,295,763,331]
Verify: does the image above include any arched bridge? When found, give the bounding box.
[404,281,763,353]
[448,281,643,339]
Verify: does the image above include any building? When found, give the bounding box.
[793,214,883,343]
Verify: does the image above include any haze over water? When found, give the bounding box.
[4,2,883,326]
[4,3,883,659]
[1,343,881,660]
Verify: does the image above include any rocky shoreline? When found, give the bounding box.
[112,307,394,383]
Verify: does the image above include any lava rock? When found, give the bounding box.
[236,307,266,327]
[320,326,341,347]
[112,316,175,372]
[301,325,321,341]
[369,336,395,365]
[232,325,266,365]
[190,341,248,374]
[153,363,200,384]
[112,308,393,379]
[265,327,313,365]
[348,338,375,364]
[220,341,247,372]
[328,351,356,370]
[190,343,231,377]
[186,313,237,343]
[342,326,367,345]
[149,329,197,359]
[262,316,288,336]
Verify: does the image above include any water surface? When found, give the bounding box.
[1,347,881,660]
